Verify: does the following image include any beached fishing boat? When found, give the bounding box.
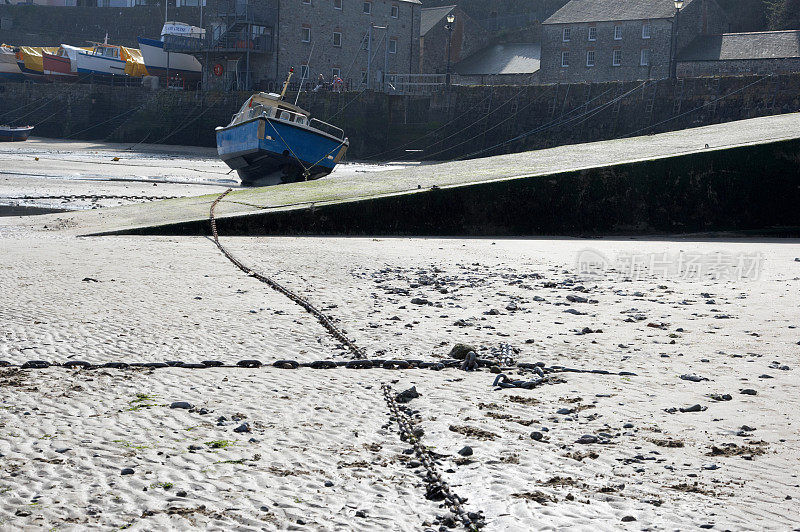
[75,42,128,78]
[138,22,202,87]
[216,71,349,186]
[42,45,86,82]
[0,125,33,142]
[0,44,24,82]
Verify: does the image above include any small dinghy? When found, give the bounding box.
[0,125,33,142]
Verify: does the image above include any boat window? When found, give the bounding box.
[295,115,307,125]
[279,110,291,121]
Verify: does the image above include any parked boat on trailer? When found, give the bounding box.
[0,125,33,142]
[216,70,349,186]
[75,42,128,79]
[42,45,86,83]
[0,44,24,82]
[138,22,203,89]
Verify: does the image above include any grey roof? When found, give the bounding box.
[455,43,541,76]
[420,5,456,37]
[678,30,800,61]
[544,0,693,24]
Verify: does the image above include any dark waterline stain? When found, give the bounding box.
[0,205,69,217]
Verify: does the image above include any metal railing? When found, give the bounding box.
[163,29,272,54]
[386,73,462,94]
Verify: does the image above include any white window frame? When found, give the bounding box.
[362,1,371,14]
[613,49,622,66]
[332,67,341,78]
[642,22,651,39]
[562,27,571,42]
[333,31,342,47]
[388,38,397,54]
[390,4,399,18]
[301,26,311,42]
[614,25,622,40]
[588,26,596,41]
[333,0,342,8]
[586,50,595,67]
[561,51,570,67]
[300,64,309,79]
[640,48,649,66]
[360,70,368,84]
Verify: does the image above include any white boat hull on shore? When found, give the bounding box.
[137,37,201,83]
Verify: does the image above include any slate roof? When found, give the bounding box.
[420,5,456,37]
[454,43,541,76]
[677,30,800,61]
[543,0,694,24]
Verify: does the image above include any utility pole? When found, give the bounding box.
[366,24,372,90]
[670,0,684,79]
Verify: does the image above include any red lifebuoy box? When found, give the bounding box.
[213,63,224,77]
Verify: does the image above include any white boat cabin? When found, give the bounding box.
[86,44,122,60]
[230,93,310,127]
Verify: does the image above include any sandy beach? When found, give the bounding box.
[1,140,799,531]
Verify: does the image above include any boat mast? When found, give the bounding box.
[279,68,294,100]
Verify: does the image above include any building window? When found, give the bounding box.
[362,1,371,14]
[388,38,397,54]
[302,0,310,4]
[333,31,342,47]
[391,4,399,18]
[614,25,622,40]
[588,26,596,41]
[562,27,571,42]
[300,64,309,78]
[586,50,595,67]
[301,26,311,42]
[361,70,368,84]
[613,49,622,66]
[388,73,396,83]
[561,51,570,67]
[640,49,649,66]
[642,22,651,39]
[332,67,341,78]
[333,0,342,9]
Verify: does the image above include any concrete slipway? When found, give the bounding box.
[27,112,800,235]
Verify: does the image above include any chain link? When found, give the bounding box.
[4,194,179,202]
[382,384,484,531]
[210,189,367,359]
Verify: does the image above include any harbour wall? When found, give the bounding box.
[1,72,799,160]
[116,136,800,236]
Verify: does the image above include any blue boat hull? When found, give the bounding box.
[0,126,33,142]
[216,117,348,186]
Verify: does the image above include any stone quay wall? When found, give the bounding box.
[0,72,799,161]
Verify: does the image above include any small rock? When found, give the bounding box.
[621,516,636,522]
[55,448,71,454]
[557,408,574,415]
[576,435,598,444]
[623,423,634,429]
[188,444,203,451]
[176,490,187,497]
[234,422,251,433]
[709,393,732,401]
[447,344,477,360]
[410,297,429,305]
[701,463,719,470]
[530,431,543,441]
[740,389,757,396]
[355,510,367,518]
[395,386,420,403]
[170,401,193,410]
[567,295,588,303]
[679,404,706,413]
[458,446,473,456]
[680,374,708,382]
[324,481,334,487]
[121,468,135,475]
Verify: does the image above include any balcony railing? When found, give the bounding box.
[163,29,272,54]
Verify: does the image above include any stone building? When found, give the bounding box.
[539,0,728,84]
[677,30,800,77]
[276,0,420,91]
[419,5,489,74]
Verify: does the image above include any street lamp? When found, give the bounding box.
[445,13,455,87]
[670,0,684,79]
